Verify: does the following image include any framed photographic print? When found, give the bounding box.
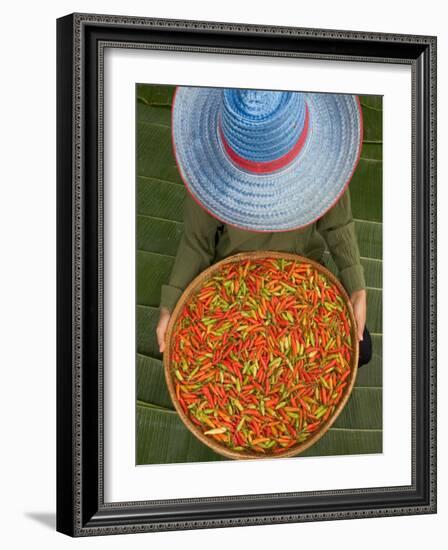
[56,13,437,536]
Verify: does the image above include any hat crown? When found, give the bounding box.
[224,89,285,120]
[220,89,308,165]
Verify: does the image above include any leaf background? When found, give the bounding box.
[136,85,382,465]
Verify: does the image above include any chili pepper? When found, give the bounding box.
[169,256,354,455]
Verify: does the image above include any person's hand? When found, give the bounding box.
[156,307,171,353]
[350,289,367,341]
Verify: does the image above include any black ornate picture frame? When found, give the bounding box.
[56,13,437,536]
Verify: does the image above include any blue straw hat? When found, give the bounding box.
[172,87,363,232]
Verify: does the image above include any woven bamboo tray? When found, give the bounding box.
[163,251,359,460]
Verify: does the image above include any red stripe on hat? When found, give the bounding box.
[219,105,309,174]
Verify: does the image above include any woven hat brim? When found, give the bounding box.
[172,87,363,232]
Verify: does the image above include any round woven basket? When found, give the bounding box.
[163,251,359,460]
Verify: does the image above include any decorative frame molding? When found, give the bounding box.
[56,13,437,537]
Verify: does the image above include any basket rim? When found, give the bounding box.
[163,251,359,460]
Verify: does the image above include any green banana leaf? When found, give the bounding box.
[135,84,383,465]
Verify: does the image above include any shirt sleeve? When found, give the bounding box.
[159,193,220,312]
[316,187,366,294]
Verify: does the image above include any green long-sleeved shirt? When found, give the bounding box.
[160,188,366,312]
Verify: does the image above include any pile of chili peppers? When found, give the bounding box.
[170,257,354,455]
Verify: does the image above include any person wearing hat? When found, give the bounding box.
[156,87,372,367]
